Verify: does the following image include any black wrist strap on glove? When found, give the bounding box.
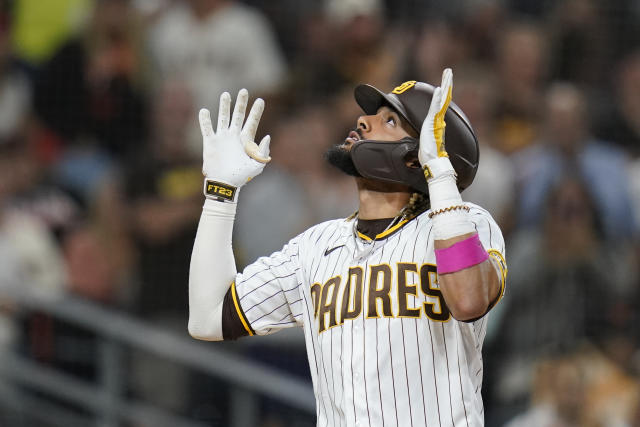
[204,179,237,202]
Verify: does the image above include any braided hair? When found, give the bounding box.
[400,192,430,220]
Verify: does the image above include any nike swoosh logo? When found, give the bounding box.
[324,245,345,256]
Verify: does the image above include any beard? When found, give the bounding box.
[324,143,362,177]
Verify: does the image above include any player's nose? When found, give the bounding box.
[357,115,372,136]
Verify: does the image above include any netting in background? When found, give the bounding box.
[0,0,639,426]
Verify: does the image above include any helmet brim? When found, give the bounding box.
[354,84,421,134]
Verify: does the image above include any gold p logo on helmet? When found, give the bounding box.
[392,80,417,94]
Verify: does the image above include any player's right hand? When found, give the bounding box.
[199,89,271,193]
[419,68,456,182]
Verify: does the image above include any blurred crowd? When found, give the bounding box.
[0,0,639,426]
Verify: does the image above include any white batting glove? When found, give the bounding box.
[418,68,455,181]
[418,68,475,240]
[199,88,271,202]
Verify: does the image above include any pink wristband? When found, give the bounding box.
[435,233,489,274]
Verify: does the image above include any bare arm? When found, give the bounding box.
[435,233,502,321]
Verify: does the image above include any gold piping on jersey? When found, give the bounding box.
[231,281,255,336]
[357,218,410,241]
[488,249,508,305]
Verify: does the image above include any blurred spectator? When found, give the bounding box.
[0,138,68,297]
[596,49,640,158]
[597,50,640,234]
[600,1,640,62]
[506,0,555,17]
[32,0,147,165]
[576,348,640,427]
[1,122,81,240]
[148,0,286,120]
[504,355,585,427]
[0,6,31,142]
[10,0,93,70]
[547,0,609,87]
[19,185,132,387]
[285,0,401,114]
[234,166,310,267]
[131,0,172,22]
[0,133,125,406]
[235,105,356,266]
[486,177,636,421]
[324,0,399,90]
[505,349,640,427]
[0,135,67,375]
[492,20,547,153]
[298,107,358,221]
[630,163,640,237]
[512,83,636,241]
[453,66,516,231]
[63,178,135,305]
[459,1,506,63]
[279,4,338,106]
[240,0,311,63]
[402,20,468,85]
[122,79,202,417]
[123,79,201,321]
[268,104,356,221]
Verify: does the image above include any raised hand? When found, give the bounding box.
[418,68,454,180]
[199,89,271,200]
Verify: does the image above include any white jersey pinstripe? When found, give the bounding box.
[231,202,507,427]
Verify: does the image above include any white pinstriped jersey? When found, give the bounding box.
[231,202,507,427]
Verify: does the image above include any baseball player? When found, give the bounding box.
[188,69,507,427]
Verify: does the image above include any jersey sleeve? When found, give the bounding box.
[224,235,305,338]
[468,204,507,310]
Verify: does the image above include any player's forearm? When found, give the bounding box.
[430,220,501,321]
[427,163,500,320]
[188,199,237,341]
[436,247,500,321]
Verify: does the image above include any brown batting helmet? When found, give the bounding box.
[350,80,479,193]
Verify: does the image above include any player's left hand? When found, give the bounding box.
[418,68,455,180]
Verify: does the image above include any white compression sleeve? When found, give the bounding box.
[425,157,476,240]
[188,198,238,341]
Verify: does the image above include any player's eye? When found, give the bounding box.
[386,116,397,126]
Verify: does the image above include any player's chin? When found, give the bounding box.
[324,143,361,177]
